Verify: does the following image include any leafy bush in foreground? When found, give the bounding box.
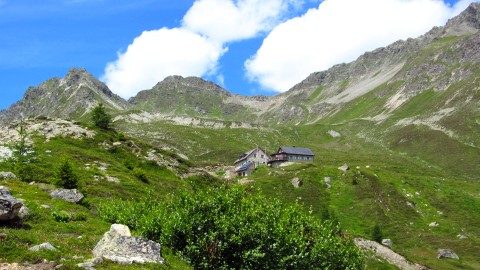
[99,186,364,269]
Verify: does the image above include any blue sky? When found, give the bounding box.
[0,0,476,109]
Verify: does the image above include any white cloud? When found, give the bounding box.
[102,28,225,99]
[245,0,478,92]
[182,0,297,43]
[104,0,302,98]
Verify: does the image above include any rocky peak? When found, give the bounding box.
[443,3,480,36]
[0,68,129,123]
[153,75,230,96]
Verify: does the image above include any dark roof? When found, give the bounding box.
[236,161,254,172]
[234,149,256,164]
[279,146,315,156]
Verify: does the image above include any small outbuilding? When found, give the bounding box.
[235,161,255,177]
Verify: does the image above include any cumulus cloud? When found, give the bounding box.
[104,0,300,99]
[182,0,297,43]
[245,0,478,92]
[102,28,225,99]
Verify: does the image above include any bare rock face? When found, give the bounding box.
[50,189,84,203]
[93,224,164,265]
[0,186,23,221]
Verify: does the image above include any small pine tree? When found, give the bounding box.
[56,160,79,189]
[91,103,111,130]
[372,224,383,243]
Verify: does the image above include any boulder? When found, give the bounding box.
[0,172,17,179]
[29,242,58,252]
[437,249,459,259]
[382,239,393,247]
[291,177,302,188]
[50,189,84,203]
[338,164,350,172]
[0,186,23,221]
[93,224,164,265]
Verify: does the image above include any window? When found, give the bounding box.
[261,155,264,158]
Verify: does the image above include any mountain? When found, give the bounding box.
[263,3,480,125]
[0,68,129,123]
[129,75,266,121]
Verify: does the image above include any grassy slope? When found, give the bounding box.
[116,116,479,269]
[0,126,193,269]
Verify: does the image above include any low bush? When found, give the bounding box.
[132,167,148,183]
[99,185,363,269]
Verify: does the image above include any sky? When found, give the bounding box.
[0,0,477,109]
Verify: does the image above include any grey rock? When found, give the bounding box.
[382,239,393,247]
[429,221,440,227]
[93,224,164,265]
[437,249,459,259]
[291,177,302,188]
[0,186,23,221]
[18,205,30,219]
[457,234,467,239]
[50,189,84,203]
[406,201,415,208]
[324,177,331,183]
[29,242,58,252]
[0,172,17,179]
[338,164,350,172]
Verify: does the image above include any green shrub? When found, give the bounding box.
[14,162,37,183]
[55,160,79,189]
[98,186,364,269]
[52,210,71,223]
[132,167,148,183]
[117,132,127,141]
[372,224,383,243]
[91,103,112,130]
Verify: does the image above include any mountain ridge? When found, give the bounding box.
[0,3,479,127]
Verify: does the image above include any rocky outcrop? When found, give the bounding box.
[354,238,427,270]
[0,186,23,221]
[93,224,164,265]
[50,189,84,203]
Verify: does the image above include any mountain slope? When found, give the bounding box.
[0,68,130,123]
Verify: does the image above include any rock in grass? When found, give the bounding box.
[437,249,459,259]
[50,189,84,203]
[29,242,58,252]
[0,186,23,221]
[382,239,393,247]
[429,221,440,227]
[291,177,302,188]
[338,164,349,172]
[93,224,164,265]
